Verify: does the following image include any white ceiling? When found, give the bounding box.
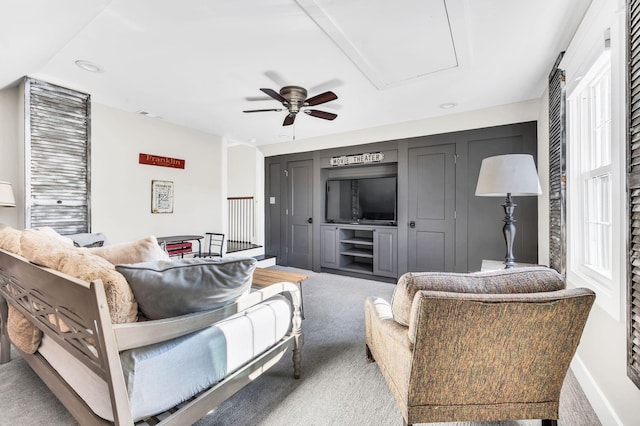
[0,0,591,146]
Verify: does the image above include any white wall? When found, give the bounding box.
[91,104,225,243]
[259,99,541,157]
[227,144,257,197]
[0,86,226,243]
[227,144,265,245]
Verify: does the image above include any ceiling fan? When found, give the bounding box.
[243,86,338,126]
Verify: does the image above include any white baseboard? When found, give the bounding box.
[571,356,623,426]
[256,257,276,268]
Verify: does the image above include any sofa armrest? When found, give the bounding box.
[114,282,302,351]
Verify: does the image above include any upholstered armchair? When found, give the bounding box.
[364,267,595,426]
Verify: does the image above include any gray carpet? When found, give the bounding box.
[0,268,601,426]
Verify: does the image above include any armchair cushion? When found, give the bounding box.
[391,267,565,326]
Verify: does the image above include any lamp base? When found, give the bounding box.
[502,193,516,269]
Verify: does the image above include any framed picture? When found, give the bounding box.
[151,180,174,214]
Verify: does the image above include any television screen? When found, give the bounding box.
[325,176,397,224]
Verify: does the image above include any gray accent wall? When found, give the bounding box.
[265,121,538,278]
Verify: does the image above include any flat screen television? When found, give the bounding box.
[325,176,397,225]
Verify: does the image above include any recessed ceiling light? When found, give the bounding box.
[75,60,104,73]
[440,103,457,109]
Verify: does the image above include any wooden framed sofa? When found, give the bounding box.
[0,227,303,425]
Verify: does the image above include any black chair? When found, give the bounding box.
[201,232,224,258]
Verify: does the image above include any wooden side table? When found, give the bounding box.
[252,268,308,319]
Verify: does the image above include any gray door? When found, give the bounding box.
[288,160,313,269]
[408,144,456,272]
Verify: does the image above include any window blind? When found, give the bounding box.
[24,77,91,234]
[549,53,566,275]
[628,0,640,390]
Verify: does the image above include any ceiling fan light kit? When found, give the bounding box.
[243,84,338,126]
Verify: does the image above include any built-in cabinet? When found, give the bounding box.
[320,225,397,278]
[265,121,539,280]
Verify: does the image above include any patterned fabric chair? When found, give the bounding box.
[364,267,595,426]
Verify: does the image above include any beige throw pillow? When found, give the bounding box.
[7,305,42,354]
[0,226,22,255]
[20,229,138,324]
[1,227,43,353]
[87,235,170,265]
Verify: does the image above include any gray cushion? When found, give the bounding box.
[116,257,256,320]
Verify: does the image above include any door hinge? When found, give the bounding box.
[284,169,289,177]
[453,154,459,164]
[454,211,457,220]
[285,208,289,215]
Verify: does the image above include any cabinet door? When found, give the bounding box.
[374,228,398,278]
[320,226,339,268]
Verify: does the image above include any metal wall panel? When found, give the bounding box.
[548,54,566,276]
[24,78,91,234]
[627,0,640,391]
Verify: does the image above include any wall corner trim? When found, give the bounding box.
[570,356,623,426]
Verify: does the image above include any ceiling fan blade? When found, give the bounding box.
[264,70,288,87]
[283,114,296,126]
[243,108,283,113]
[305,91,338,106]
[244,95,273,101]
[260,88,287,103]
[304,109,338,121]
[309,78,343,93]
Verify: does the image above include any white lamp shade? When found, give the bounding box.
[475,154,542,197]
[0,181,16,206]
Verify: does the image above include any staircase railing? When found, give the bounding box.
[227,196,254,245]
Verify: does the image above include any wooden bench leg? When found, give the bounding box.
[0,296,11,364]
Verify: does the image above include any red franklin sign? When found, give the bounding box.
[139,153,185,169]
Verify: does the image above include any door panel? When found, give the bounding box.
[288,160,313,269]
[408,144,456,272]
[416,231,445,271]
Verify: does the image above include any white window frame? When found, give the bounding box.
[565,17,625,321]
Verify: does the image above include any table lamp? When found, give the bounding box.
[0,181,16,229]
[0,181,15,207]
[475,154,542,268]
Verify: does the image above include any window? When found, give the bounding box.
[566,50,623,319]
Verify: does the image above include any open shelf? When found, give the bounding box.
[340,248,374,258]
[340,261,374,274]
[320,224,398,279]
[341,237,373,246]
